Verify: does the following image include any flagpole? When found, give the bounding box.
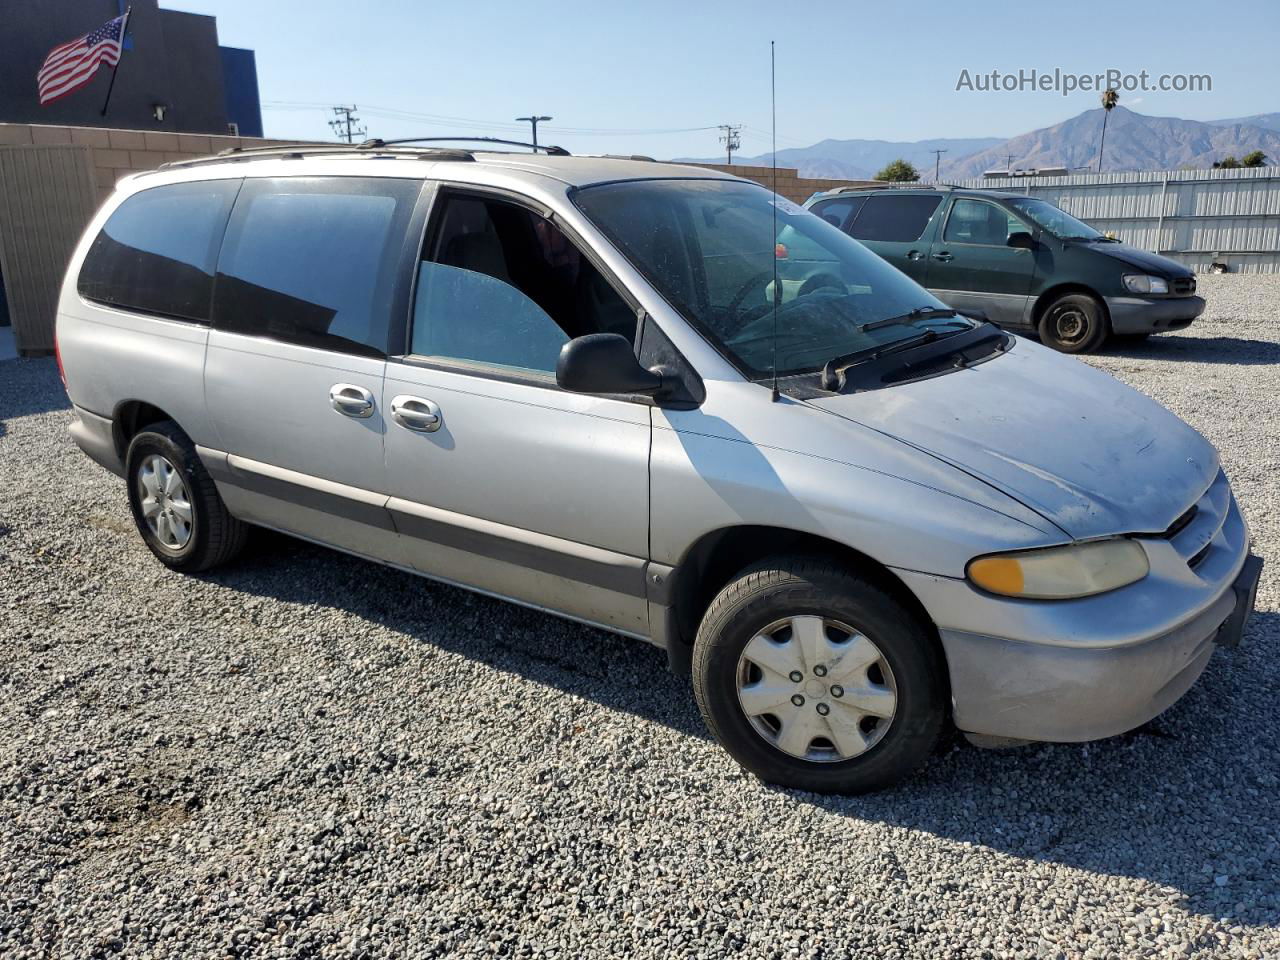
[99,6,132,118]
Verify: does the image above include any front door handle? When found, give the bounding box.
[390,395,443,433]
[932,251,954,262]
[329,383,375,419]
[906,249,925,261]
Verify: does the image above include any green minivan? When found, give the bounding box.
[804,186,1205,353]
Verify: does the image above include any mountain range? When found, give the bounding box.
[681,107,1280,180]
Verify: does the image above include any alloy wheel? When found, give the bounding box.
[137,454,193,550]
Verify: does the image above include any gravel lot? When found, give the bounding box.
[1,274,1277,959]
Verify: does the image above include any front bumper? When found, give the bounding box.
[1105,294,1206,334]
[896,476,1254,742]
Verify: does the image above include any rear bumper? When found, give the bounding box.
[68,405,123,477]
[1105,294,1206,334]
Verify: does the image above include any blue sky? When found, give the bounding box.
[165,0,1280,158]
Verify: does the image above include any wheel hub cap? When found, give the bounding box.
[735,615,898,763]
[137,454,193,550]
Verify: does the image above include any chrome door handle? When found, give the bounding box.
[329,383,375,419]
[390,395,442,433]
[932,251,954,262]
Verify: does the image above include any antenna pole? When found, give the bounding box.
[770,40,780,403]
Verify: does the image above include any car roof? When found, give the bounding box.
[124,146,744,192]
[810,185,1031,203]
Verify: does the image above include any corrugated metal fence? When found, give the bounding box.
[949,166,1280,274]
[0,145,98,353]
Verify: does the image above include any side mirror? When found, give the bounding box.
[557,333,665,396]
[1007,231,1035,250]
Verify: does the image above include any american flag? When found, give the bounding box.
[37,13,129,107]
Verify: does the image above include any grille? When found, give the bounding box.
[1163,504,1198,539]
[1166,471,1229,571]
[1172,277,1197,296]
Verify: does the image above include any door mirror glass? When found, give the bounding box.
[556,333,663,395]
[1007,231,1035,249]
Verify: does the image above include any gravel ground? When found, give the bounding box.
[1,274,1277,959]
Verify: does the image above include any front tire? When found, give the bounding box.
[125,421,248,572]
[692,557,946,794]
[1038,292,1109,353]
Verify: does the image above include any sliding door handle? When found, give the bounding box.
[329,383,375,419]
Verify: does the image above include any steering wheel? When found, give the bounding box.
[724,270,777,329]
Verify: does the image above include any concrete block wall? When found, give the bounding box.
[684,162,880,203]
[0,122,315,204]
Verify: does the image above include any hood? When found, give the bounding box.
[1078,240,1194,278]
[807,339,1218,539]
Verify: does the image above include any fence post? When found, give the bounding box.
[1156,176,1169,253]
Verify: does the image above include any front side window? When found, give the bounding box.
[847,195,942,243]
[78,179,240,322]
[213,177,420,356]
[574,179,972,379]
[1006,197,1101,240]
[410,193,635,375]
[943,199,1028,245]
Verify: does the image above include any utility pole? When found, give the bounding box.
[328,105,365,144]
[718,124,742,164]
[1005,154,1016,174]
[516,115,552,151]
[930,148,947,182]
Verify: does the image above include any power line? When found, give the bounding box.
[718,124,742,164]
[328,105,365,143]
[515,114,552,151]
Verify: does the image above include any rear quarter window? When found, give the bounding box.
[847,195,942,243]
[77,180,241,322]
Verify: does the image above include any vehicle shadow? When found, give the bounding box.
[212,531,1278,930]
[0,358,72,438]
[1105,335,1280,365]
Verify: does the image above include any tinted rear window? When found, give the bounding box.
[213,177,420,357]
[77,180,240,322]
[847,195,942,243]
[810,196,865,229]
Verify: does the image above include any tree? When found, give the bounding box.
[875,158,920,182]
[1242,150,1268,168]
[1214,156,1241,169]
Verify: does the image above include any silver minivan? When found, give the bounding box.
[57,143,1262,793]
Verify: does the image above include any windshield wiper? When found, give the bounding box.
[820,321,973,392]
[818,307,963,390]
[859,306,960,332]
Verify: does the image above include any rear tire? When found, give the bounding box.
[1038,292,1109,353]
[125,421,248,572]
[692,557,946,794]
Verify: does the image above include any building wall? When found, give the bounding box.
[1,0,249,136]
[220,47,264,138]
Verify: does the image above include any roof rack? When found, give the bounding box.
[158,142,475,170]
[358,136,570,156]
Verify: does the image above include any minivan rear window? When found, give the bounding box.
[77,180,240,322]
[847,195,942,243]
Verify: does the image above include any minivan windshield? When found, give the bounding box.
[573,180,975,379]
[1005,197,1103,241]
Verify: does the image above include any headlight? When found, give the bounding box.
[966,539,1150,599]
[1122,274,1169,295]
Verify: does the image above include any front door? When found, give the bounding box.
[924,197,1037,327]
[203,175,425,559]
[382,189,652,636]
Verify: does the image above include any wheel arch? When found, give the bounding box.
[1031,282,1110,330]
[111,400,178,462]
[665,525,941,667]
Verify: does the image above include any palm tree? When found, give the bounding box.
[1097,88,1119,173]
